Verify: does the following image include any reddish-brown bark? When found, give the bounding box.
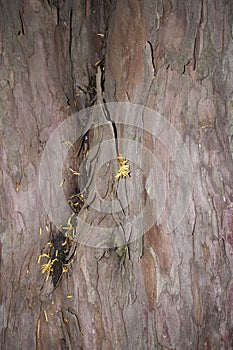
[1,0,233,349]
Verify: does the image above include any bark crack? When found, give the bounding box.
[193,0,204,70]
[146,41,156,78]
[18,10,25,36]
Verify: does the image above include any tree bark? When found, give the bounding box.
[1,0,233,349]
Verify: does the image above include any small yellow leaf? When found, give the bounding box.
[94,59,102,67]
[201,124,212,129]
[62,140,74,147]
[69,168,80,175]
[15,182,20,192]
[97,33,104,37]
[38,253,50,264]
[62,265,68,273]
[59,179,65,187]
[67,212,74,226]
[44,310,48,323]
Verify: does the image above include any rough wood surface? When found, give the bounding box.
[0,0,233,349]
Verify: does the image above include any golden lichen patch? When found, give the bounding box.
[115,154,130,180]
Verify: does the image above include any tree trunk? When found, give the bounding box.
[1,0,233,349]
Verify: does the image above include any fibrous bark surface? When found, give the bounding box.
[0,1,233,349]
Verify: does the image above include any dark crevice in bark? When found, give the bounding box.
[18,10,25,35]
[69,7,75,110]
[146,40,156,76]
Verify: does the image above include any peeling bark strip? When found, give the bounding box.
[1,1,233,349]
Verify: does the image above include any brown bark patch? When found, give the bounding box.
[156,292,180,349]
[197,98,216,125]
[145,225,173,275]
[140,247,156,311]
[94,300,105,349]
[107,0,146,101]
[202,242,210,265]
[191,262,203,326]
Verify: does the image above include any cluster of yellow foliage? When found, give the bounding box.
[115,154,130,180]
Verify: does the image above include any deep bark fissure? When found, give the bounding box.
[18,9,25,36]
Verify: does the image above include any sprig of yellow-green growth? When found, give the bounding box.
[120,244,128,264]
[38,210,79,283]
[37,190,85,284]
[115,154,130,180]
[38,253,58,281]
[41,258,58,281]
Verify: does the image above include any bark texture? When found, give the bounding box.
[1,0,233,349]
